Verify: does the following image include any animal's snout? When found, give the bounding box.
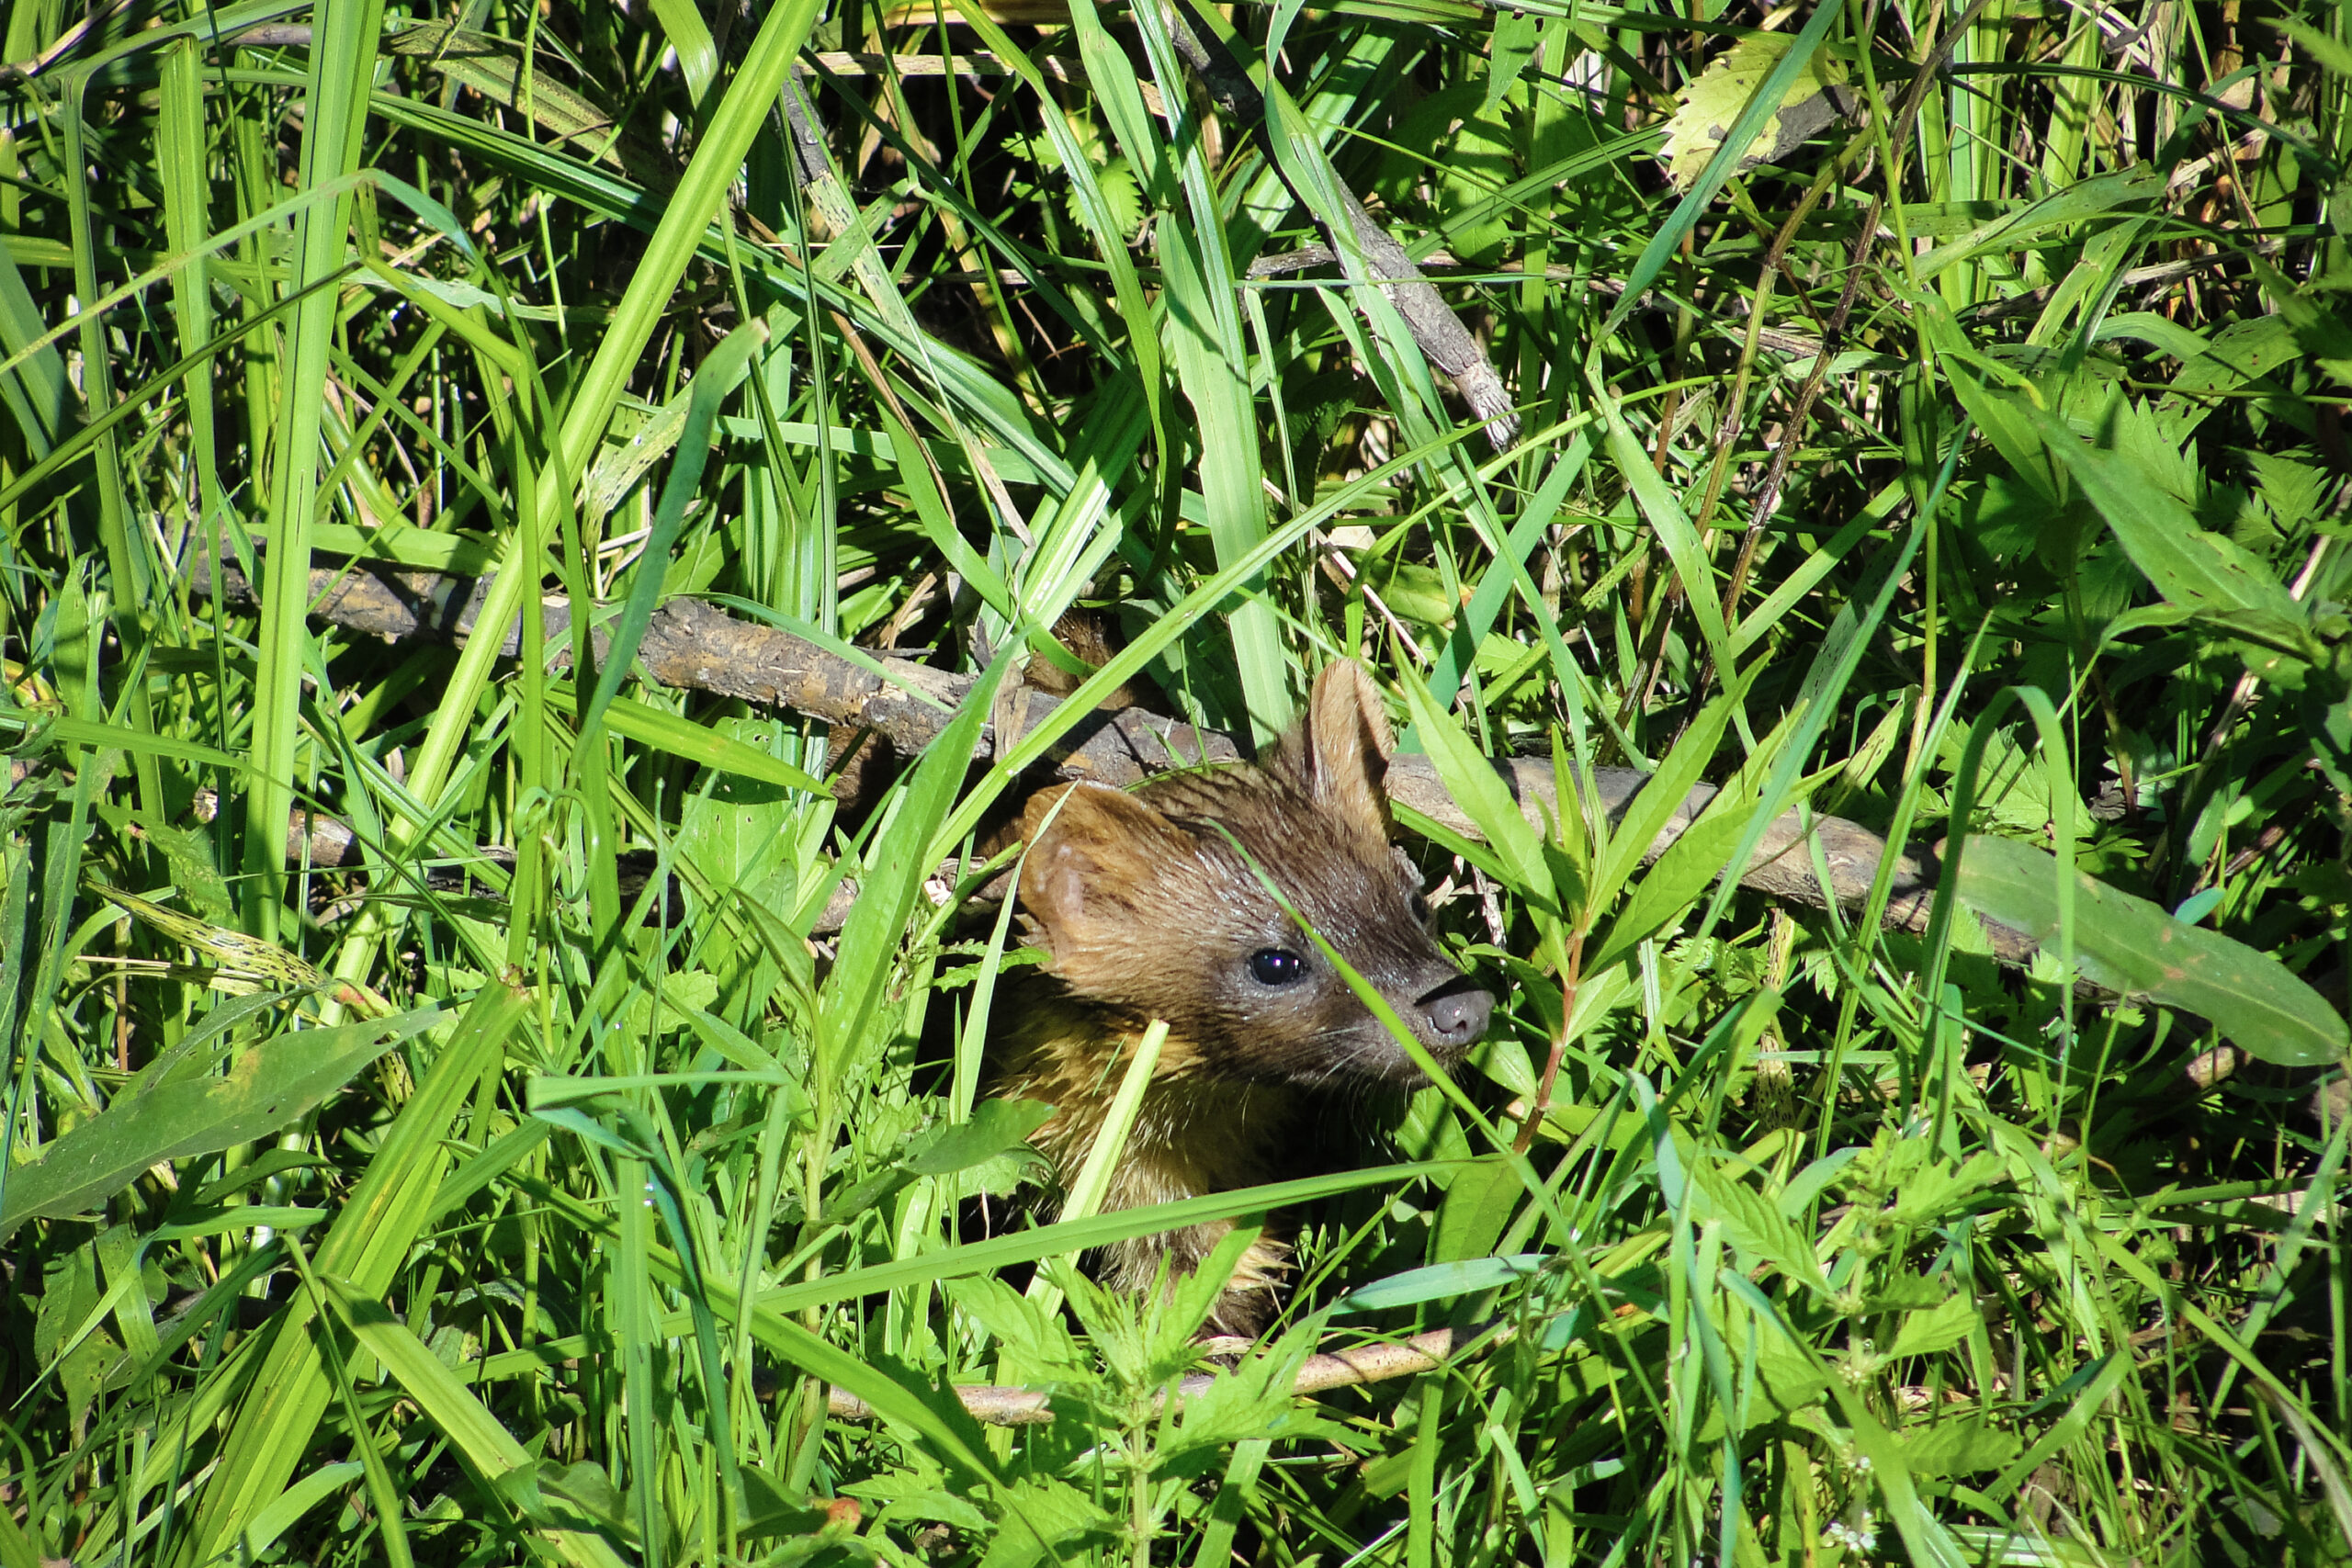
[1419,981,1495,1051]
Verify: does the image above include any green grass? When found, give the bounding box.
[2,0,2349,1562]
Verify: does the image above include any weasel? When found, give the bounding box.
[992,661,1494,1336]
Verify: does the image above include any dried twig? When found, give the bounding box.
[1160,4,1520,451]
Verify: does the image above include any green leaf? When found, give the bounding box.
[0,1489,47,1568]
[231,1462,367,1563]
[583,690,825,795]
[386,22,630,149]
[1486,9,1541,108]
[327,1282,630,1565]
[638,0,718,104]
[1914,165,2164,281]
[944,1275,1088,1379]
[125,813,234,922]
[820,652,1012,1094]
[902,1099,1056,1178]
[1940,352,2063,502]
[1332,1254,1548,1312]
[1958,834,2349,1067]
[1591,734,1792,976]
[1888,1292,1981,1359]
[3,714,243,774]
[1597,399,1733,677]
[2021,400,2316,660]
[1395,662,1551,905]
[0,206,74,456]
[981,1477,1117,1568]
[537,1462,631,1540]
[1752,1329,1833,1415]
[855,1483,991,1535]
[825,1100,1056,1225]
[735,1468,837,1541]
[0,1007,443,1239]
[2157,314,2301,431]
[1161,1322,1348,1457]
[1691,1165,1828,1295]
[1432,1155,1524,1263]
[2303,682,2352,801]
[581,319,765,739]
[1900,1419,2025,1478]
[1156,209,1285,740]
[187,985,531,1566]
[1597,678,1747,908]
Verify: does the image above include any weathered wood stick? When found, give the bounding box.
[822,1323,1486,1426]
[187,552,2022,962]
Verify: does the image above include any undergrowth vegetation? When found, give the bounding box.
[0,0,2347,1561]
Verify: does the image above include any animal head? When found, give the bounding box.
[1017,662,1494,1084]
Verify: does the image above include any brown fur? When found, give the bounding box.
[1021,610,1165,715]
[992,662,1494,1336]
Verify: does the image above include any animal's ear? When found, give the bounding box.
[1285,660,1395,841]
[1018,782,1190,950]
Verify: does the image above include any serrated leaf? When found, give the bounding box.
[1957,834,2348,1067]
[1073,158,1142,237]
[1693,1167,1828,1294]
[943,1276,1087,1379]
[980,1476,1115,1568]
[128,814,234,921]
[1164,1323,1348,1460]
[1659,34,1851,192]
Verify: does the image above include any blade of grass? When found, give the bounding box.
[182,983,526,1567]
[241,0,387,939]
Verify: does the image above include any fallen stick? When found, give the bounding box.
[822,1322,1487,1427]
[186,551,2023,962]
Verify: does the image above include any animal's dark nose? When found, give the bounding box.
[1421,983,1494,1049]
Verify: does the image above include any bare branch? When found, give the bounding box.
[187,553,2027,960]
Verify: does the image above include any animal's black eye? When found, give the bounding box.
[1248,948,1306,987]
[1409,890,1431,923]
